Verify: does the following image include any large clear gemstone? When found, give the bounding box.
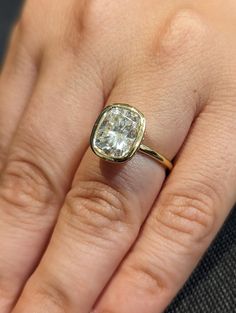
[92,105,144,161]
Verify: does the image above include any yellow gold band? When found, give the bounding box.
[139,144,173,171]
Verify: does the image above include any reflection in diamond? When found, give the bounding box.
[93,106,143,160]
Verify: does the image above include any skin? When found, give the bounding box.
[0,0,235,312]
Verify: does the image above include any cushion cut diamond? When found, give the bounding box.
[92,104,145,161]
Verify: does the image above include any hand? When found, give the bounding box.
[0,0,236,312]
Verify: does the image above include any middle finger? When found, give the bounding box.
[0,49,104,312]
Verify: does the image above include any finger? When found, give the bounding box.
[93,102,236,313]
[0,50,104,312]
[0,26,38,170]
[12,14,211,313]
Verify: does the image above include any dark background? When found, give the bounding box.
[0,0,21,61]
[0,1,236,312]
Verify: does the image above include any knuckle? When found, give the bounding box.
[14,2,36,39]
[13,7,43,59]
[14,14,30,38]
[16,0,46,33]
[15,0,69,52]
[122,261,170,297]
[156,9,209,62]
[63,180,133,240]
[0,144,57,219]
[22,279,67,313]
[150,181,218,246]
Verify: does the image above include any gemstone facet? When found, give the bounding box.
[91,104,145,162]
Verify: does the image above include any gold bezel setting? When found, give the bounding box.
[90,103,146,163]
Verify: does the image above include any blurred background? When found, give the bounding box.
[0,0,22,61]
[0,0,235,312]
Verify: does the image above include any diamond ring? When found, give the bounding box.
[90,103,173,171]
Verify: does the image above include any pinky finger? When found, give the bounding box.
[94,103,236,313]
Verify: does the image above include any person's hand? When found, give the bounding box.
[0,0,236,312]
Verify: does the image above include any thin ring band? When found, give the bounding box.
[139,144,173,171]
